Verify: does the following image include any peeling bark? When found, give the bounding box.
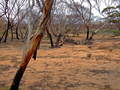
[10,0,54,89]
[10,33,43,90]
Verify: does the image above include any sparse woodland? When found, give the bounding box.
[0,0,120,90]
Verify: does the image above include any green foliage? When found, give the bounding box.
[43,37,49,40]
[102,6,115,13]
[102,5,120,30]
[0,31,3,35]
[4,87,23,90]
[112,30,120,36]
[98,29,120,36]
[4,87,10,90]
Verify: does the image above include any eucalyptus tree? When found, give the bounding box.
[102,0,120,31]
[70,0,93,40]
[51,0,69,47]
[10,0,54,89]
[87,0,116,40]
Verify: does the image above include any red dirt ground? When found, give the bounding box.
[0,36,120,90]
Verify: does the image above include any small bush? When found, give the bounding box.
[98,29,120,36]
[112,30,120,36]
[4,87,23,90]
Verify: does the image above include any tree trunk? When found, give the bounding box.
[10,33,43,90]
[4,28,9,42]
[23,29,28,41]
[10,0,54,89]
[86,25,90,40]
[89,32,95,40]
[55,33,62,47]
[46,27,54,47]
[0,30,7,43]
[16,25,19,39]
[10,27,14,41]
[4,20,10,42]
[20,29,24,39]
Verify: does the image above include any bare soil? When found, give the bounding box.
[0,36,120,90]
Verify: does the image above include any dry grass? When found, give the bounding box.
[0,35,120,90]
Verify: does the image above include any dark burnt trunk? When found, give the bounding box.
[46,27,54,47]
[10,0,53,89]
[86,25,90,40]
[4,28,9,42]
[4,19,10,42]
[16,25,19,40]
[10,67,26,90]
[0,30,7,43]
[10,33,43,90]
[89,32,95,40]
[10,27,13,41]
